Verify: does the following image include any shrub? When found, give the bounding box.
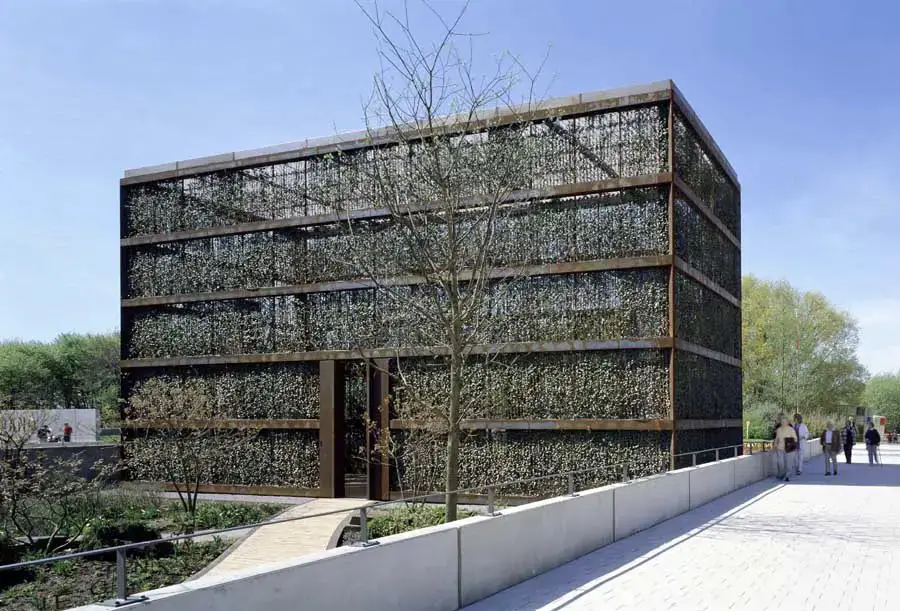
[82,519,161,550]
[178,502,284,532]
[367,505,475,539]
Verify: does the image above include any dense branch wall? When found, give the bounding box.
[120,88,741,496]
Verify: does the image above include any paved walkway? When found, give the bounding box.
[200,498,373,579]
[467,443,900,611]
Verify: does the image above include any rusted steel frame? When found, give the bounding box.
[390,418,676,431]
[673,177,740,249]
[319,360,345,498]
[118,186,131,475]
[120,337,675,369]
[124,419,320,430]
[120,173,673,247]
[674,257,740,308]
[367,358,393,501]
[121,255,672,308]
[676,419,743,431]
[121,89,672,186]
[675,339,741,368]
[162,483,323,498]
[670,83,740,189]
[667,97,678,470]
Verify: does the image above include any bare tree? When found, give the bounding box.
[339,0,546,520]
[125,378,259,533]
[1,409,116,555]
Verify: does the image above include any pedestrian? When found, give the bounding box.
[62,422,73,443]
[841,420,856,464]
[821,420,841,476]
[774,417,798,481]
[793,413,809,475]
[865,423,881,466]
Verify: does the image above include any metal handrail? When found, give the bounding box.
[0,442,751,603]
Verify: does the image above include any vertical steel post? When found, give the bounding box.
[116,549,127,601]
[359,506,368,543]
[622,463,628,481]
[734,445,739,458]
[567,473,575,495]
[666,88,678,472]
[487,486,495,515]
[715,448,720,462]
[692,452,697,467]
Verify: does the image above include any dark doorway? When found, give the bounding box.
[343,361,369,498]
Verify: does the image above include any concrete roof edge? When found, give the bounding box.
[121,80,675,182]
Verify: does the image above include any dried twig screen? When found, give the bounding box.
[120,81,741,498]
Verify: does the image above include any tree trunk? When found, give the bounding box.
[445,351,462,522]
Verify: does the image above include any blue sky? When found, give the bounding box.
[1,0,898,374]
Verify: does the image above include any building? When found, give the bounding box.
[119,80,741,500]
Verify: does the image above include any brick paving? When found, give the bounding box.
[200,498,373,579]
[466,444,900,611]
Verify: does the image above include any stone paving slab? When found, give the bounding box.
[200,498,373,579]
[466,444,900,611]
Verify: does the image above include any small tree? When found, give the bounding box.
[0,409,116,555]
[125,378,258,532]
[341,0,545,520]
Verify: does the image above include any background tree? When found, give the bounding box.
[343,0,543,520]
[0,332,120,423]
[742,275,867,432]
[864,371,900,427]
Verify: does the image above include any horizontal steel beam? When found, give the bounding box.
[675,419,742,430]
[121,172,673,247]
[674,177,740,248]
[674,257,740,308]
[124,419,320,430]
[391,418,676,431]
[122,255,672,307]
[120,337,675,369]
[675,339,741,368]
[122,84,672,185]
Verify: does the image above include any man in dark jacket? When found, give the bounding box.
[865,424,881,465]
[841,420,856,463]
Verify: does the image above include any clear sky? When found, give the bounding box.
[1,0,898,374]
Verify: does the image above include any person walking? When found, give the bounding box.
[62,422,73,443]
[821,421,841,476]
[841,420,856,464]
[865,423,881,466]
[774,417,798,481]
[793,414,809,475]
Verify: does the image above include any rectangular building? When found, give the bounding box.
[120,80,741,499]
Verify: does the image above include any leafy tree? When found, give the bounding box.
[864,371,900,428]
[742,275,867,418]
[0,332,120,423]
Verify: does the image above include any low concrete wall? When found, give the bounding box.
[2,443,120,481]
[458,485,615,607]
[734,452,766,488]
[74,446,817,611]
[688,459,736,509]
[613,471,689,540]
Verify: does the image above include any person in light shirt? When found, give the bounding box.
[821,421,841,476]
[773,417,799,481]
[793,414,809,475]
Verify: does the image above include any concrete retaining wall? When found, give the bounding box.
[74,445,824,611]
[458,485,615,607]
[613,471,689,540]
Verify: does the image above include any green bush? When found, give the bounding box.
[181,502,284,531]
[367,505,475,539]
[82,519,161,550]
